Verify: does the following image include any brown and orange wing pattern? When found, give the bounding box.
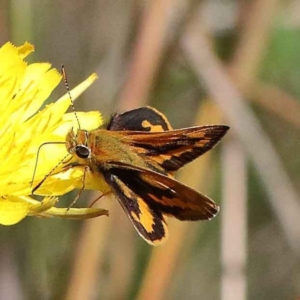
[104,171,168,245]
[102,161,219,244]
[107,106,172,132]
[120,125,229,171]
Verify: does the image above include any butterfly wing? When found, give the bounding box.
[107,106,172,132]
[93,107,227,244]
[104,172,168,245]
[121,125,229,171]
[107,106,229,171]
[103,161,219,223]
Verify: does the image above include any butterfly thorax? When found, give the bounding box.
[66,128,159,172]
[91,129,163,171]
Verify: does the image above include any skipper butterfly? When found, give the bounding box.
[65,106,228,245]
[33,68,229,245]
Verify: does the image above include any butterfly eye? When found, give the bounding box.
[75,145,90,159]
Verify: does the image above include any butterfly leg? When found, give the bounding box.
[67,166,89,210]
[89,191,112,208]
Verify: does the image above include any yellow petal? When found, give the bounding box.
[0,196,32,225]
[56,73,98,106]
[0,42,106,224]
[17,42,35,58]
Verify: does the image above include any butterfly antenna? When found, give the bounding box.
[61,65,81,130]
[32,151,71,194]
[30,141,66,189]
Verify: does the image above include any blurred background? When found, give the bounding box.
[1,0,300,299]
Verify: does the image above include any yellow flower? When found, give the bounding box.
[0,42,108,225]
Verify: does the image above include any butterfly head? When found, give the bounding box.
[66,128,91,159]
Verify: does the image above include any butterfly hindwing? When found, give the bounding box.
[104,172,168,245]
[107,106,172,132]
[104,162,219,222]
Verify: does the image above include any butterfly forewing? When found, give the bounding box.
[118,125,229,171]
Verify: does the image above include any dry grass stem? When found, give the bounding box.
[221,138,247,300]
[251,83,300,129]
[118,0,172,110]
[221,2,279,298]
[136,100,223,300]
[65,193,114,300]
[228,0,300,129]
[229,0,280,89]
[182,16,300,253]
